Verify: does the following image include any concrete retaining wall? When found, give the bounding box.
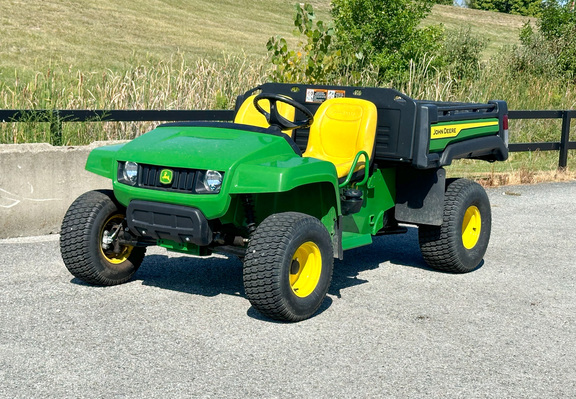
[0,142,120,239]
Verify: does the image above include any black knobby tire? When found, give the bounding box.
[243,212,334,322]
[60,190,146,285]
[418,179,491,273]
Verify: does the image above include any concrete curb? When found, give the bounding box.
[0,142,124,238]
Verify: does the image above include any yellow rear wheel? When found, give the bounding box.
[418,179,491,273]
[462,205,481,249]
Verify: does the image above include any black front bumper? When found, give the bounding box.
[126,200,213,246]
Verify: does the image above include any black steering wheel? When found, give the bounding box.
[253,93,314,130]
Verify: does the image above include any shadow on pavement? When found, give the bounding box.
[329,227,432,298]
[137,253,245,297]
[127,227,432,301]
[69,227,448,321]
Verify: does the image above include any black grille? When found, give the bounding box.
[138,164,198,193]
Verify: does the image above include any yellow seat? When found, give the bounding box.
[234,94,296,136]
[303,98,377,178]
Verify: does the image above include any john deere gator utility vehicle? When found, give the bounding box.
[60,83,509,322]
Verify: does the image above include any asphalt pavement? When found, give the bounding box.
[1,181,575,398]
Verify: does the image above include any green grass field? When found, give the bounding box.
[0,1,527,79]
[0,0,329,79]
[426,5,529,59]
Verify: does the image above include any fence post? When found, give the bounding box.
[49,110,62,146]
[559,111,571,170]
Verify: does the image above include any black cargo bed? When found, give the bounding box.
[236,83,508,169]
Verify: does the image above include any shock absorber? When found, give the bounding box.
[242,194,256,236]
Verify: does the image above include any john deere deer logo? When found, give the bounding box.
[159,169,173,185]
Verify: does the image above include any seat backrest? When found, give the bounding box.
[233,95,296,135]
[303,98,378,178]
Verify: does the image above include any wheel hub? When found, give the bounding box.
[462,205,481,249]
[100,214,133,264]
[289,241,322,298]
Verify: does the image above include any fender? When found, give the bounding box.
[85,143,125,179]
[229,156,340,209]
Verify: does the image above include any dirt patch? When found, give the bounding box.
[471,168,576,187]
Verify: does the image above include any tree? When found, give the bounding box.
[467,0,542,17]
[331,0,444,83]
[539,0,576,39]
[266,4,341,83]
[515,0,576,78]
[538,0,576,76]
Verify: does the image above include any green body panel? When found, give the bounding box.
[157,240,211,256]
[86,124,340,220]
[114,125,298,170]
[84,124,402,256]
[342,232,373,250]
[254,183,338,234]
[429,118,500,152]
[86,143,125,179]
[229,157,338,195]
[341,168,396,251]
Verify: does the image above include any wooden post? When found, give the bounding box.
[558,111,571,170]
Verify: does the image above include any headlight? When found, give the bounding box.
[118,161,139,186]
[196,170,223,193]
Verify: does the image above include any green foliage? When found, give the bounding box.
[512,1,576,79]
[330,0,444,84]
[518,21,535,45]
[539,0,576,39]
[266,3,341,84]
[508,22,560,78]
[468,0,542,16]
[441,26,487,80]
[214,90,229,109]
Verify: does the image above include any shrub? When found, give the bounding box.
[266,4,340,84]
[512,1,576,79]
[441,26,487,80]
[331,0,444,84]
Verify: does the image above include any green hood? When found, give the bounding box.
[116,124,298,171]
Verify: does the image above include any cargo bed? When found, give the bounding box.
[236,83,509,169]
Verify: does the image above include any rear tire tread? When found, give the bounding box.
[418,179,491,273]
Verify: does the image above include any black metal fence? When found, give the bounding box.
[1,108,574,168]
[508,110,576,169]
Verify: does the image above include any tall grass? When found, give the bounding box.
[0,54,265,145]
[1,51,574,176]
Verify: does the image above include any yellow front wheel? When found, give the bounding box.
[290,242,323,298]
[100,214,134,264]
[244,212,334,322]
[60,190,146,286]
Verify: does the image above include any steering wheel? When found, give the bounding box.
[253,93,314,130]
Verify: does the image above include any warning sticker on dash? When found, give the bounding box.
[305,88,346,103]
